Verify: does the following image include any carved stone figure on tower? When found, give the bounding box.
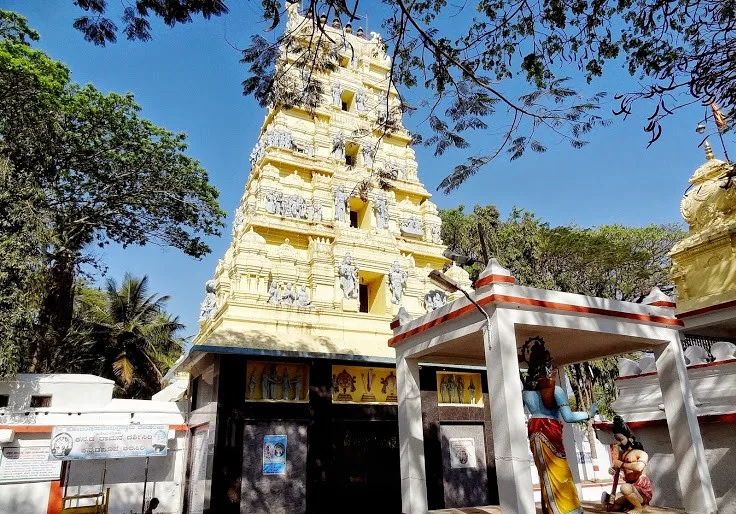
[362,143,374,168]
[267,281,281,305]
[431,224,442,243]
[389,260,407,305]
[332,82,342,107]
[374,192,388,229]
[332,130,345,160]
[333,185,349,222]
[314,200,323,222]
[198,280,218,322]
[355,90,366,113]
[338,253,359,299]
[282,283,295,305]
[232,208,245,234]
[297,285,312,307]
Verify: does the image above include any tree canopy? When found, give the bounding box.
[0,10,224,375]
[64,0,735,192]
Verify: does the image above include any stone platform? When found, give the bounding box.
[429,503,684,513]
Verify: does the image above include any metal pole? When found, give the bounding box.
[141,456,150,514]
[458,288,493,350]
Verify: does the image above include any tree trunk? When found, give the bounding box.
[33,250,76,372]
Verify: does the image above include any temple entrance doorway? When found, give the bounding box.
[330,420,401,513]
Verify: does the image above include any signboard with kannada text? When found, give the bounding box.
[49,425,169,461]
[0,446,62,483]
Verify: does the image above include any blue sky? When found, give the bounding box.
[4,1,714,336]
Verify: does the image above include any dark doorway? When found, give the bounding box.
[330,421,401,513]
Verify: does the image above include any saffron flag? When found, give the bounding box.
[711,102,728,130]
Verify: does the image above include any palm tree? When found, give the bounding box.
[92,273,185,399]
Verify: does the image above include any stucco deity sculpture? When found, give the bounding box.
[332,130,345,160]
[468,379,476,404]
[332,82,342,107]
[338,253,359,299]
[447,375,457,403]
[521,337,596,514]
[282,283,295,305]
[440,376,449,403]
[198,280,218,322]
[333,185,349,222]
[232,208,245,233]
[377,91,388,123]
[361,144,374,168]
[261,364,278,400]
[602,416,652,513]
[274,191,284,216]
[456,375,464,404]
[281,370,292,400]
[400,216,423,237]
[248,370,257,399]
[389,260,407,304]
[265,191,276,214]
[296,285,312,307]
[374,192,388,229]
[293,370,303,401]
[355,90,366,113]
[314,200,323,222]
[431,224,442,244]
[267,281,281,305]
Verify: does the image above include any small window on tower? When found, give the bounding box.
[0,395,9,408]
[359,284,369,313]
[345,142,359,167]
[349,210,359,228]
[340,90,355,112]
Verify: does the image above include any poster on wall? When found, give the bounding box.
[262,435,287,475]
[48,425,169,461]
[449,438,477,469]
[0,446,62,484]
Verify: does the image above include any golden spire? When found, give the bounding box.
[704,140,714,160]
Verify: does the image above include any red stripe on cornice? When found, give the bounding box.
[0,425,54,433]
[594,412,736,430]
[647,300,676,307]
[678,298,736,318]
[388,294,683,346]
[475,274,516,288]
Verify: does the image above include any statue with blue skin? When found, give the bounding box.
[521,337,597,514]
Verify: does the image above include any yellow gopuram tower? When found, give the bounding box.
[193,6,469,361]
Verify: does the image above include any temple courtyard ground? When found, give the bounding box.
[429,503,684,513]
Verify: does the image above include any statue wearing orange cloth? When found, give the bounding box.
[521,337,597,514]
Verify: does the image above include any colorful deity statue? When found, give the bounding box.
[602,416,653,513]
[521,337,597,514]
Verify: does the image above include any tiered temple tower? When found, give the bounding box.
[181,7,477,514]
[193,4,470,359]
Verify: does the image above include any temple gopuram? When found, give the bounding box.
[173,4,496,514]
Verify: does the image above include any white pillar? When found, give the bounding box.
[654,336,717,514]
[397,353,428,514]
[558,369,582,497]
[485,309,536,513]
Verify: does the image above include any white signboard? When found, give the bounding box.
[449,438,477,469]
[49,425,169,461]
[0,446,62,483]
